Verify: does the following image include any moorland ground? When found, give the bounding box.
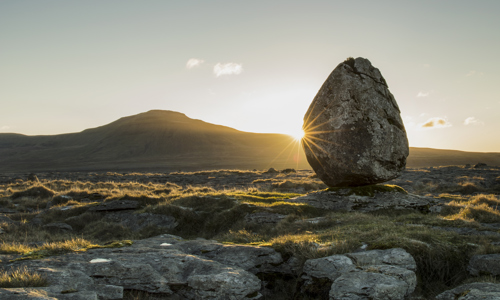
[1,165,500,299]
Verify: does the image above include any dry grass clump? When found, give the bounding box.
[442,194,500,223]
[0,266,49,288]
[1,237,97,260]
[10,185,56,200]
[444,204,500,223]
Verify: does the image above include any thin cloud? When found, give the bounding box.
[416,91,429,98]
[186,58,204,69]
[464,117,484,126]
[0,126,10,131]
[213,63,243,77]
[466,70,484,77]
[419,117,451,129]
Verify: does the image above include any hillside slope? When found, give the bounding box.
[0,110,499,172]
[0,110,307,172]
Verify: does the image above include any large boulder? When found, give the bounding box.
[302,57,408,187]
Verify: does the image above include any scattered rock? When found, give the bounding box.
[0,207,17,213]
[302,57,408,187]
[103,212,178,231]
[330,270,410,300]
[43,222,73,232]
[244,212,286,224]
[468,254,500,276]
[302,255,355,284]
[474,162,488,168]
[301,248,416,299]
[47,195,73,208]
[347,248,417,271]
[88,200,139,212]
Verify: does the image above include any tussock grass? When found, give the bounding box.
[0,266,49,288]
[10,185,56,200]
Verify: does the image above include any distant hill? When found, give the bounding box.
[0,110,307,172]
[0,110,499,173]
[406,147,500,168]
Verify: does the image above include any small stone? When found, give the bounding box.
[265,168,279,174]
[302,57,408,187]
[43,222,73,232]
[89,200,139,212]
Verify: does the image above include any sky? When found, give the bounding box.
[1,0,499,152]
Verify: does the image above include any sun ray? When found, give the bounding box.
[302,138,327,171]
[303,137,329,154]
[265,137,299,169]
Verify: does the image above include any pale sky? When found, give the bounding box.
[1,1,499,152]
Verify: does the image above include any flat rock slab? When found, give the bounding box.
[436,282,500,300]
[289,190,441,212]
[103,212,178,231]
[0,234,277,300]
[244,212,286,224]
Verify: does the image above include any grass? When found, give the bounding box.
[1,170,500,298]
[0,266,49,288]
[1,237,133,261]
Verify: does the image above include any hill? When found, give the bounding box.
[0,110,307,172]
[0,110,499,172]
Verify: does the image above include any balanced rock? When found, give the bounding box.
[302,57,408,187]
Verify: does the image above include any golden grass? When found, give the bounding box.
[0,266,49,288]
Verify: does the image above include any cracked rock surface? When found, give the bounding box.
[301,248,417,300]
[0,234,269,300]
[302,57,409,187]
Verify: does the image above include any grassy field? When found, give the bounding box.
[1,169,500,298]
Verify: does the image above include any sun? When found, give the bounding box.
[289,128,305,142]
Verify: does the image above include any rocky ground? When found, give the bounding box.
[0,165,500,299]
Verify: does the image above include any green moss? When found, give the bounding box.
[326,184,407,197]
[98,240,133,248]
